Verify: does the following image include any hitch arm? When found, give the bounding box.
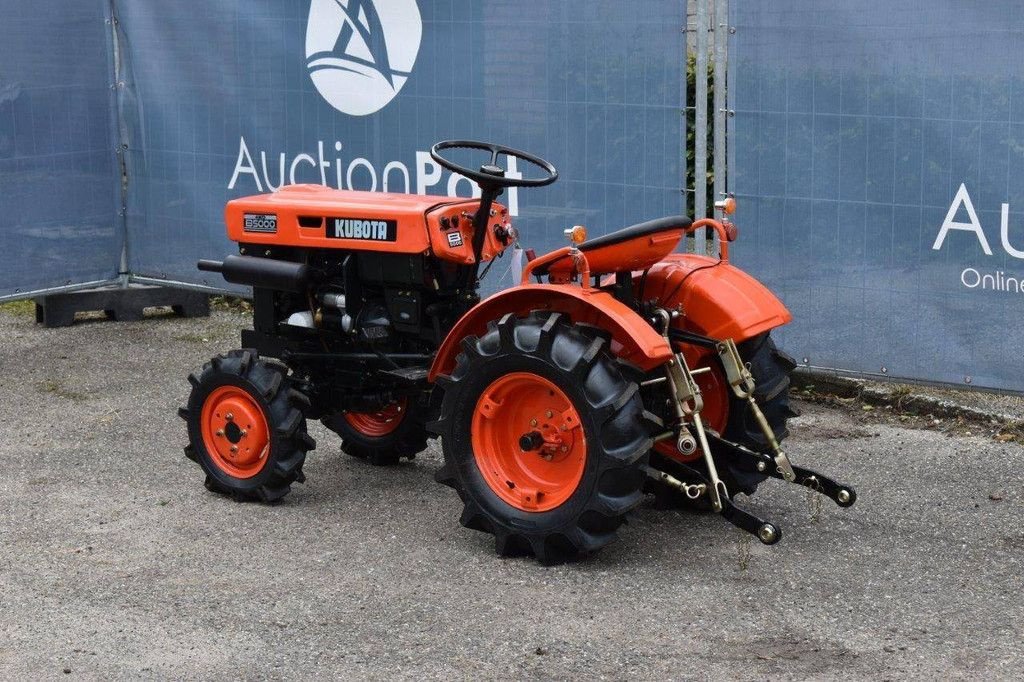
[654,459,783,545]
[707,434,857,508]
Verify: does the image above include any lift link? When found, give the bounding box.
[716,338,797,482]
[654,309,729,512]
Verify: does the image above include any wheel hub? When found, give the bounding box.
[654,360,729,463]
[200,386,270,478]
[471,372,586,512]
[343,398,406,438]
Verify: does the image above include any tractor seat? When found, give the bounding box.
[536,215,692,277]
[579,216,692,253]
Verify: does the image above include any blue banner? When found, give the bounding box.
[116,0,687,293]
[731,0,1024,391]
[0,0,120,299]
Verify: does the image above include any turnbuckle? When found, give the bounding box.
[716,338,797,482]
[641,464,706,500]
[653,458,782,545]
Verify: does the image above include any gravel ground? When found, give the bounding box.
[0,307,1021,680]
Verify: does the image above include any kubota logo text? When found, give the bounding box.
[305,0,422,116]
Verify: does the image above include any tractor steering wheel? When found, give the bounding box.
[430,140,558,189]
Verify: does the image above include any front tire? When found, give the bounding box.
[322,396,430,466]
[432,312,652,564]
[180,350,314,503]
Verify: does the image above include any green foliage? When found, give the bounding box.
[685,53,716,217]
[0,299,35,317]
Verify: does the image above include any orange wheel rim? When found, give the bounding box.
[655,361,729,463]
[344,398,407,437]
[200,385,271,479]
[471,372,586,512]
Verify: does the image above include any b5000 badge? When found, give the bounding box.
[243,213,278,233]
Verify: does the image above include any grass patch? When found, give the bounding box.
[173,332,210,344]
[38,379,88,402]
[210,295,253,314]
[995,420,1024,444]
[0,299,35,317]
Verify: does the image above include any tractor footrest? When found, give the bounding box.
[379,366,430,384]
[34,285,210,328]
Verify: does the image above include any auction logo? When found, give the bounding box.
[933,183,1024,294]
[305,0,422,116]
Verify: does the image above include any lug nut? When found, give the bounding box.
[225,413,234,421]
[545,410,553,418]
[230,445,238,453]
[530,419,538,427]
[756,461,766,472]
[215,429,224,437]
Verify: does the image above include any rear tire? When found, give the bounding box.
[720,333,799,495]
[180,350,314,503]
[431,312,651,564]
[649,332,798,508]
[322,396,429,466]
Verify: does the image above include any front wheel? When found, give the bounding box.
[432,312,652,564]
[180,350,314,502]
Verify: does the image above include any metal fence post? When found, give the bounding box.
[682,2,690,251]
[695,0,709,233]
[712,0,728,254]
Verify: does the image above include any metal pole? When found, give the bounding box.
[682,3,690,252]
[108,0,131,288]
[695,0,709,230]
[713,0,728,255]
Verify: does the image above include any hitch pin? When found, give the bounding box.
[641,367,709,386]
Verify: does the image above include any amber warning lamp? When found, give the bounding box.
[714,196,737,215]
[564,225,588,245]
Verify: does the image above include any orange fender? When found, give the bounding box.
[641,253,791,343]
[428,284,673,381]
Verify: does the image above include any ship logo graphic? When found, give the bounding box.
[306,0,422,116]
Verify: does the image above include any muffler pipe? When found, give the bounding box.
[198,255,313,293]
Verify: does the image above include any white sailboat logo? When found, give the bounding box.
[306,0,422,116]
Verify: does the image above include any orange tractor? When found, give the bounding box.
[180,140,855,563]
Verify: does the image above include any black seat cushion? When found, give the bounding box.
[533,215,692,277]
[579,215,692,252]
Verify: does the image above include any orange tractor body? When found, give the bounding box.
[181,140,853,563]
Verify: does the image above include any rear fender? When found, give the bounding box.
[641,253,791,346]
[428,285,672,381]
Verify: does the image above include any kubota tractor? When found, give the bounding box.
[180,140,855,563]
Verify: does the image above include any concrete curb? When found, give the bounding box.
[792,369,1020,426]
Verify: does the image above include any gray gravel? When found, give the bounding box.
[0,308,1021,680]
